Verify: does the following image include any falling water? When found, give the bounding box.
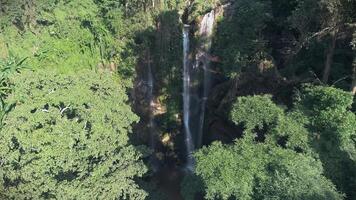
[196,10,215,147]
[182,10,215,171]
[146,54,159,171]
[183,24,195,170]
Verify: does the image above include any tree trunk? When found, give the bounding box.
[322,31,337,84]
[352,57,356,95]
[351,29,356,95]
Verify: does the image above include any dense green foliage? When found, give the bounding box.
[230,95,310,152]
[0,0,355,199]
[0,70,147,199]
[0,0,170,81]
[211,0,355,88]
[1,1,105,71]
[212,0,272,76]
[295,85,356,197]
[194,141,342,200]
[186,86,356,200]
[0,55,26,128]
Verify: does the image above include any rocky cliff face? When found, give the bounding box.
[130,1,261,162]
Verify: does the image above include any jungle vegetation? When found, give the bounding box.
[0,0,355,199]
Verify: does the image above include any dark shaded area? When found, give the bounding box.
[253,124,268,143]
[206,71,300,143]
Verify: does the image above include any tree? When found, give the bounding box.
[0,69,148,199]
[192,140,342,200]
[351,28,356,94]
[253,145,344,200]
[295,85,356,199]
[290,0,356,84]
[211,0,273,77]
[182,94,342,200]
[319,0,352,83]
[230,95,310,152]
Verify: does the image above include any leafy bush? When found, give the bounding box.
[0,70,147,199]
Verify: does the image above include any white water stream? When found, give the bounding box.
[183,10,215,170]
[183,24,195,170]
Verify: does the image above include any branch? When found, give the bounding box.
[332,75,351,86]
[60,104,71,115]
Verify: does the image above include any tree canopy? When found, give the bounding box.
[185,85,356,200]
[0,70,147,199]
[0,0,355,199]
[193,140,342,200]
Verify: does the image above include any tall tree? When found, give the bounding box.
[290,0,355,84]
[295,85,356,199]
[190,139,342,200]
[182,94,343,200]
[0,70,148,199]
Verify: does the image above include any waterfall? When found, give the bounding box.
[148,58,154,147]
[183,24,195,170]
[196,10,215,147]
[183,10,215,171]
[147,54,159,171]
